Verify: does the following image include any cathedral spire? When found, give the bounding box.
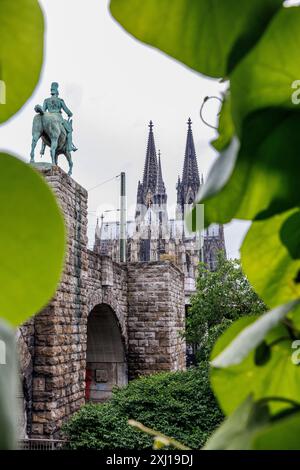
[155,150,166,195]
[176,118,201,218]
[93,214,104,254]
[182,118,200,190]
[135,121,159,221]
[142,120,158,196]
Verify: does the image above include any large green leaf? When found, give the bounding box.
[211,300,299,368]
[110,0,283,78]
[0,0,44,123]
[190,108,300,227]
[241,210,300,308]
[211,317,300,415]
[253,412,300,450]
[204,396,270,450]
[0,154,66,326]
[206,394,300,450]
[231,6,300,132]
[0,322,18,449]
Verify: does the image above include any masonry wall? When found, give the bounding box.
[127,262,186,379]
[18,167,186,439]
[17,318,35,437]
[30,166,88,437]
[86,252,128,344]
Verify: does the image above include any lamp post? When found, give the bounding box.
[120,172,126,263]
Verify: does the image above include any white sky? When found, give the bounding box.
[0,0,250,258]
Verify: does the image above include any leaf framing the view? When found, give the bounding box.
[0,0,44,123]
[110,0,283,78]
[0,154,66,326]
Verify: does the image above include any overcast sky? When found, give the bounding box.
[0,0,251,257]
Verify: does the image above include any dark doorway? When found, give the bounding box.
[86,304,127,402]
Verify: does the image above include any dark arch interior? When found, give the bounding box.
[85,304,127,403]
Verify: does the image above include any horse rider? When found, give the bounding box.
[42,82,78,152]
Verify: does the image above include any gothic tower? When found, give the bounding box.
[176,118,201,219]
[93,118,227,278]
[153,150,168,224]
[135,120,158,222]
[135,121,168,261]
[176,118,226,271]
[153,150,168,255]
[203,224,227,270]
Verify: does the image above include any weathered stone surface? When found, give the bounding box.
[18,166,186,439]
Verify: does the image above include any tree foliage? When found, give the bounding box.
[186,253,265,348]
[110,0,300,449]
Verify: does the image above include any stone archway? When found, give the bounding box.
[85,303,128,403]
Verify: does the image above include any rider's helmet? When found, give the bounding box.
[50,82,59,96]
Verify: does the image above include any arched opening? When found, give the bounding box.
[85,303,127,403]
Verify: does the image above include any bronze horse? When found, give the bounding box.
[30,105,73,176]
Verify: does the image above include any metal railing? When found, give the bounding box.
[19,438,68,450]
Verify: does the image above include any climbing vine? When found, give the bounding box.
[110,0,300,449]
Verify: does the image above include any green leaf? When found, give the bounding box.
[0,321,18,449]
[204,395,270,450]
[110,0,283,78]
[0,0,44,123]
[211,317,300,415]
[231,6,300,133]
[191,108,300,227]
[0,154,66,326]
[241,210,300,308]
[211,301,299,368]
[186,137,239,231]
[211,94,235,152]
[253,412,300,450]
[280,211,300,260]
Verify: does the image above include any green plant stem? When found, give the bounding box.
[128,420,191,450]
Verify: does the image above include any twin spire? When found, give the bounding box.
[139,118,201,212]
[142,120,159,197]
[155,150,166,195]
[182,118,200,189]
[140,121,167,205]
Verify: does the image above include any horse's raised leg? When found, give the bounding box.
[50,138,58,166]
[40,141,46,157]
[65,151,73,176]
[30,132,40,163]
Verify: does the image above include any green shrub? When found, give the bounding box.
[64,363,223,449]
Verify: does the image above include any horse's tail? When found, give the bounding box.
[34,104,44,115]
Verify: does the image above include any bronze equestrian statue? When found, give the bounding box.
[30,82,77,176]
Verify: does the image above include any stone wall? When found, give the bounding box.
[18,167,186,438]
[17,319,35,437]
[86,252,128,344]
[30,166,88,437]
[127,262,186,379]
